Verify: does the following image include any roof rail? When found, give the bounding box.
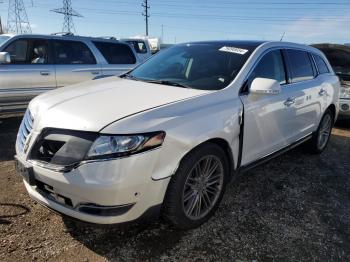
[51,32,74,36]
[97,36,117,40]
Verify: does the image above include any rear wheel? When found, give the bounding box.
[162,143,229,229]
[305,109,334,154]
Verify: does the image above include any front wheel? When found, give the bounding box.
[305,109,334,154]
[162,143,229,229]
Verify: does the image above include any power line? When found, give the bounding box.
[51,0,82,33]
[7,0,32,34]
[142,0,150,36]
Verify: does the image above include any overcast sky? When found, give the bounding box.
[1,0,349,44]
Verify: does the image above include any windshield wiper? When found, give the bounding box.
[142,79,190,89]
[121,75,191,88]
[120,73,141,81]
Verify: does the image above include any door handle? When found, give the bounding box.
[284,97,295,107]
[319,89,327,96]
[91,71,100,75]
[40,71,50,76]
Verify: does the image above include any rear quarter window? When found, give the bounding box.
[313,54,330,74]
[286,49,315,83]
[93,41,136,64]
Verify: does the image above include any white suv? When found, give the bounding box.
[15,41,339,229]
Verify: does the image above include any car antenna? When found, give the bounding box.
[280,32,286,41]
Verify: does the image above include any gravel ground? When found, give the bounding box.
[0,116,349,262]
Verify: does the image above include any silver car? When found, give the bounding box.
[0,34,140,115]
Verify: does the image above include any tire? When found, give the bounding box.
[162,143,229,229]
[305,109,334,154]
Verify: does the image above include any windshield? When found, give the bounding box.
[321,48,350,77]
[0,36,11,47]
[127,43,254,90]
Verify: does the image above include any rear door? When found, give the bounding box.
[92,41,138,76]
[0,37,56,111]
[283,49,322,139]
[53,39,101,87]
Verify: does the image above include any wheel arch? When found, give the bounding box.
[176,138,235,179]
[327,103,336,122]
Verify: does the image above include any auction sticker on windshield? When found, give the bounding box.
[219,46,248,55]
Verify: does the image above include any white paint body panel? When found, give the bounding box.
[15,41,340,224]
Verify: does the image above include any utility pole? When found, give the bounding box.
[0,1,3,34]
[142,0,150,36]
[51,0,83,34]
[0,17,3,34]
[7,0,32,34]
[161,24,164,42]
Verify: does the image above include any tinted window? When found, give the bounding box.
[127,40,147,54]
[286,49,315,83]
[249,50,286,85]
[54,40,96,64]
[93,42,136,64]
[4,39,49,64]
[128,43,255,90]
[4,39,29,63]
[313,54,329,74]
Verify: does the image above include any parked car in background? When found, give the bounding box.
[15,41,339,229]
[122,36,160,54]
[312,44,350,119]
[0,34,140,115]
[0,34,14,46]
[120,38,153,62]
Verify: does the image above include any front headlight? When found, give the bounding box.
[340,86,350,99]
[87,131,166,159]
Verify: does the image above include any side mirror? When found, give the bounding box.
[0,52,11,64]
[250,77,281,95]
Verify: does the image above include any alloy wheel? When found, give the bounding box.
[182,155,224,220]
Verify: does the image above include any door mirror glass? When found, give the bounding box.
[250,77,281,95]
[0,52,11,64]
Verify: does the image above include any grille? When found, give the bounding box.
[17,110,34,153]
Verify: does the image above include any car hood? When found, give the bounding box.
[30,77,210,132]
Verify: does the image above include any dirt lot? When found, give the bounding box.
[0,116,349,262]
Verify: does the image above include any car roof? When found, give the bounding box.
[183,40,267,48]
[177,40,323,55]
[179,40,317,50]
[11,33,127,44]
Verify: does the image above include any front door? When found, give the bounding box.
[0,38,56,111]
[240,49,295,166]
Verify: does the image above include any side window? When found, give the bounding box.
[30,40,49,64]
[93,41,137,64]
[286,49,315,83]
[53,40,96,65]
[249,49,286,85]
[126,41,147,54]
[4,39,49,64]
[4,39,29,64]
[313,54,330,74]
